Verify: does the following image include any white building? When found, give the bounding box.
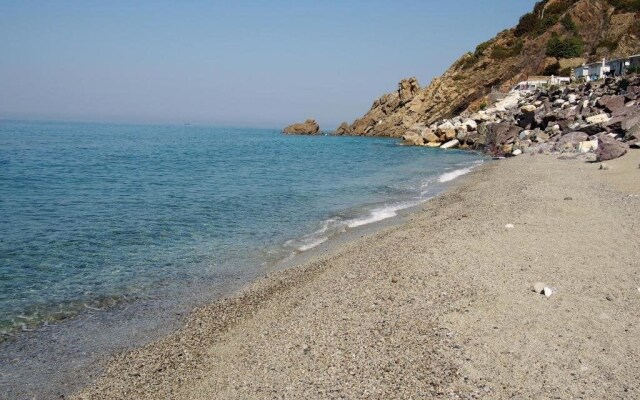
[574,55,640,81]
[574,58,610,82]
[512,75,571,91]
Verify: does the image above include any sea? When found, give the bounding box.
[0,119,485,396]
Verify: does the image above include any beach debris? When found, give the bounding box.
[599,163,610,170]
[533,282,554,297]
[533,282,546,293]
[505,224,515,229]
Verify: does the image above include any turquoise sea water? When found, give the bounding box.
[0,120,484,334]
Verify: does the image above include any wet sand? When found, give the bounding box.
[74,151,640,399]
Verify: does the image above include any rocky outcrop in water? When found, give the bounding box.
[283,119,320,135]
[397,75,640,161]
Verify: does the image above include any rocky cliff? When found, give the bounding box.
[337,0,640,138]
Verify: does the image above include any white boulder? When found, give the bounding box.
[440,139,460,149]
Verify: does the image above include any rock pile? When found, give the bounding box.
[400,76,640,161]
[283,119,320,135]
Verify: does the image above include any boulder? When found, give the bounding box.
[423,130,440,143]
[401,132,424,146]
[554,132,588,152]
[424,142,441,148]
[577,140,598,153]
[586,114,610,125]
[441,139,460,149]
[439,128,456,141]
[334,122,351,135]
[597,95,625,113]
[463,119,477,131]
[283,119,320,135]
[596,135,628,161]
[398,77,420,104]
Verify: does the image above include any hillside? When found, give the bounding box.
[337,0,640,138]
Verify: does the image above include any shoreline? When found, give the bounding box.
[74,150,640,399]
[0,155,485,399]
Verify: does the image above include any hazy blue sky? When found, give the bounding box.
[0,1,537,129]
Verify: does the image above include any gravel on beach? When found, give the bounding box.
[75,152,640,399]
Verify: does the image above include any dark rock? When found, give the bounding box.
[597,95,625,113]
[517,111,536,129]
[596,135,628,162]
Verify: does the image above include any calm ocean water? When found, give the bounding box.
[0,120,484,335]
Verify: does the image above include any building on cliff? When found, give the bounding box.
[512,76,571,91]
[575,55,640,82]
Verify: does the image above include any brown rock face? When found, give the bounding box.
[283,119,320,135]
[398,77,420,104]
[596,135,628,161]
[334,122,351,135]
[343,0,640,138]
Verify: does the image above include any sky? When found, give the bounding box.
[0,1,538,129]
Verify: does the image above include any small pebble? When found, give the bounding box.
[543,287,554,298]
[599,163,609,170]
[564,197,573,200]
[505,224,515,229]
[533,282,546,294]
[606,294,614,301]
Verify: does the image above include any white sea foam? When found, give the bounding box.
[437,167,473,183]
[297,237,328,251]
[346,202,417,228]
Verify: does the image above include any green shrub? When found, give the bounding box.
[515,0,580,37]
[561,14,577,32]
[515,12,538,37]
[546,34,584,58]
[607,0,640,12]
[474,40,493,57]
[596,38,619,52]
[490,39,524,60]
[628,65,640,74]
[456,53,479,70]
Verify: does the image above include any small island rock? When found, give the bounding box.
[283,119,320,135]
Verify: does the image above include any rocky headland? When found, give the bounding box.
[335,0,640,143]
[283,119,320,135]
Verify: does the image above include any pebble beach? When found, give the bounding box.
[73,151,640,399]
